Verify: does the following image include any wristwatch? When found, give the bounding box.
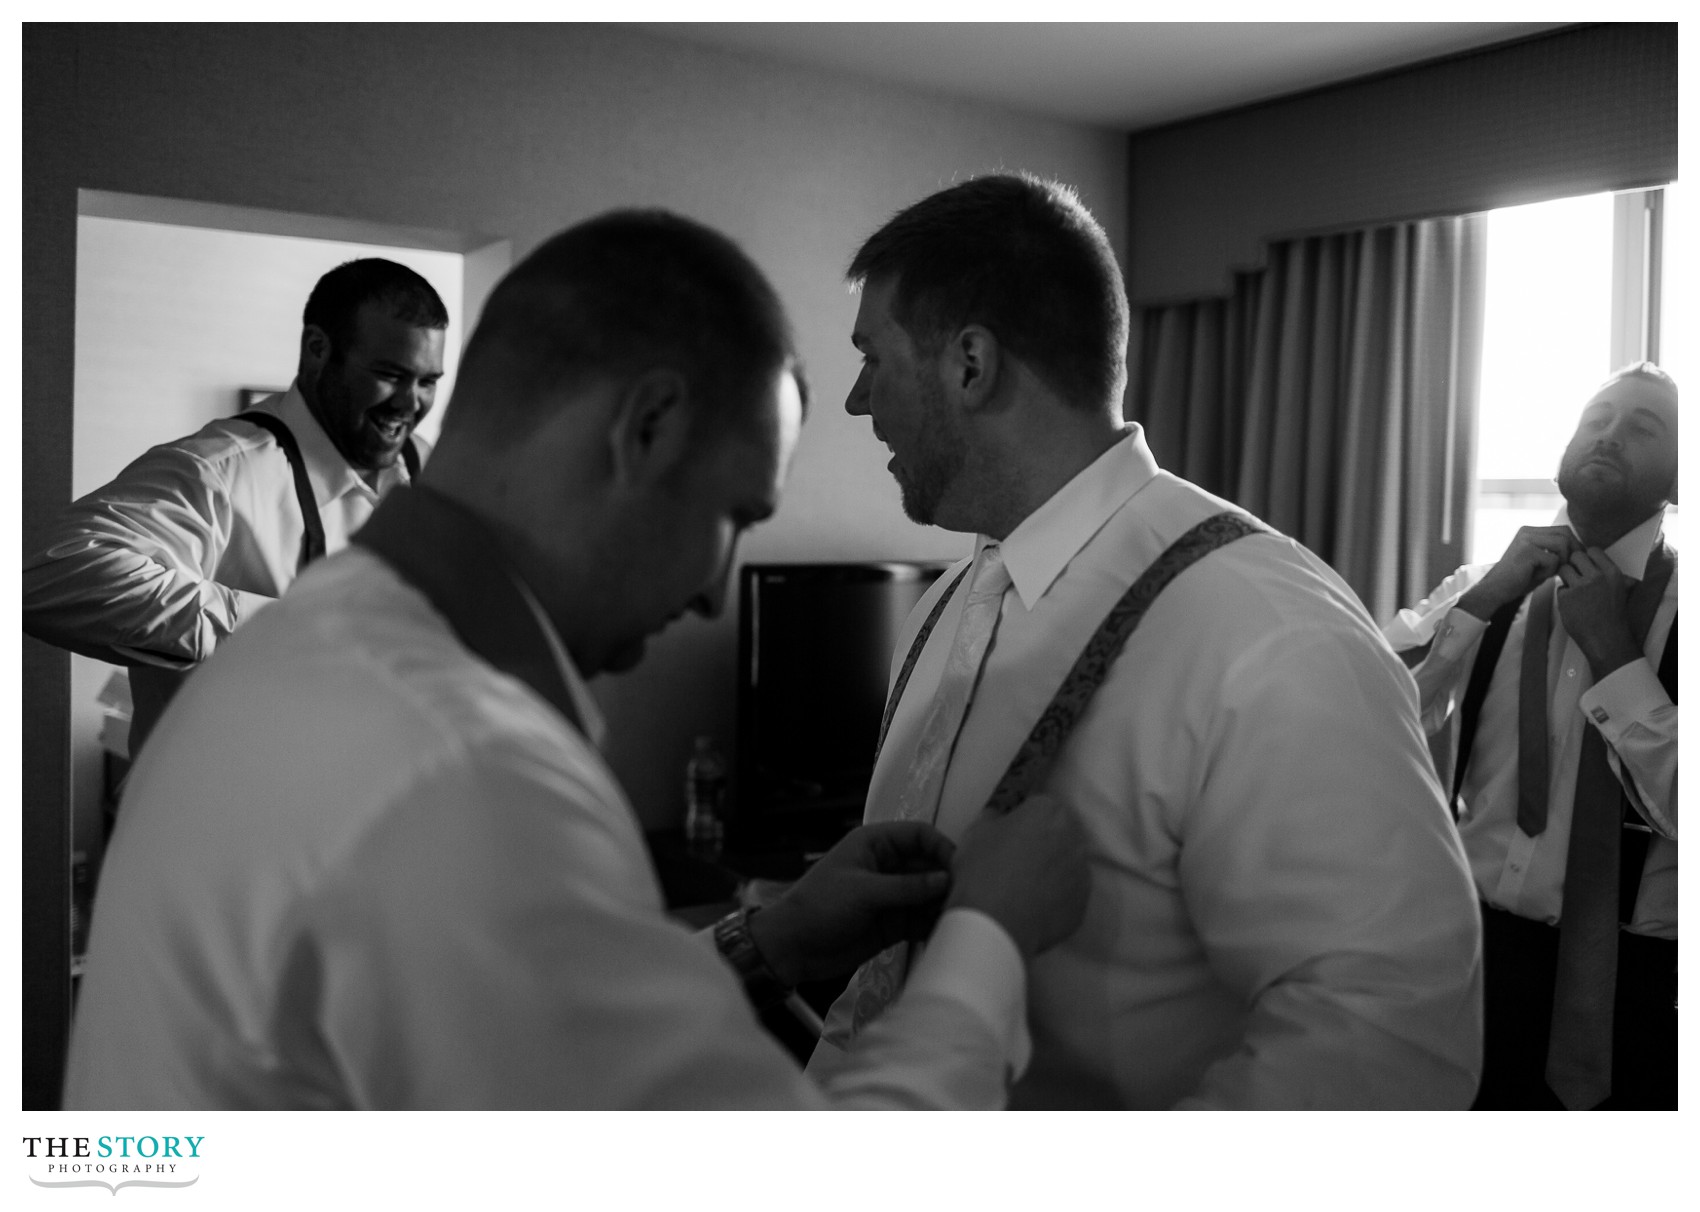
[712,905,790,1010]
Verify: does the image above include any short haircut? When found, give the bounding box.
[302,259,449,353]
[1599,360,1679,400]
[443,209,800,441]
[848,173,1128,411]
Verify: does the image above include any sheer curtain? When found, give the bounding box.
[1127,215,1485,625]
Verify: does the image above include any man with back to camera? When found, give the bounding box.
[805,172,1485,1108]
[1385,364,1677,1109]
[23,259,447,756]
[61,208,1091,1110]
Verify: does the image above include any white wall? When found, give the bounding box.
[74,217,464,494]
[70,216,464,869]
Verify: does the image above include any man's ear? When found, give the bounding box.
[608,368,692,488]
[943,325,1002,413]
[299,324,332,376]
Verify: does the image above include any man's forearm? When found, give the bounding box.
[24,553,247,666]
[1455,580,1508,623]
[1577,633,1644,682]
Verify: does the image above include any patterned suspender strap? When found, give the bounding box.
[873,563,973,757]
[982,511,1270,817]
[235,411,326,572]
[832,511,1269,1042]
[1450,596,1522,814]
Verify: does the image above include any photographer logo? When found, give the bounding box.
[23,1135,202,1195]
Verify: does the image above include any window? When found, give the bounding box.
[1471,185,1678,562]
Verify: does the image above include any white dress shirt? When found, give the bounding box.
[1383,507,1676,939]
[22,384,417,749]
[62,540,1029,1109]
[810,426,1483,1109]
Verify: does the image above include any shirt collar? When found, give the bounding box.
[353,484,604,746]
[510,573,608,750]
[271,381,411,508]
[1554,502,1667,579]
[983,425,1160,611]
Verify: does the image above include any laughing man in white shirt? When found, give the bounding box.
[23,259,447,754]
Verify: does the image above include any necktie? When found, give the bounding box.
[839,545,1011,1034]
[888,546,1012,824]
[1538,542,1674,1109]
[1515,580,1557,837]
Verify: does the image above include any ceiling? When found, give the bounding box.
[643,22,1572,132]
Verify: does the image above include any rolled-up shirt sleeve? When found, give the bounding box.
[1579,658,1677,838]
[22,442,260,668]
[1383,565,1492,735]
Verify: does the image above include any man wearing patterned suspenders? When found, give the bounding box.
[1386,363,1678,1109]
[24,259,446,757]
[805,173,1485,1108]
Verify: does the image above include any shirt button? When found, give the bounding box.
[1566,667,1576,678]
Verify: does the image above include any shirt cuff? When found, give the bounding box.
[904,907,1031,1079]
[1578,656,1667,736]
[1431,607,1489,661]
[1382,609,1434,650]
[230,588,273,626]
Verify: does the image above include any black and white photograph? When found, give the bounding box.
[12,14,1686,1207]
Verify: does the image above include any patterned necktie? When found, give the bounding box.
[1538,543,1674,1109]
[835,545,1011,1036]
[887,546,1012,824]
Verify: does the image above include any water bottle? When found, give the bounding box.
[684,736,727,859]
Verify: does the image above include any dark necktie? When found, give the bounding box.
[1527,542,1674,1109]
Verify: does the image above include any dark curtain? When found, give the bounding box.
[1127,215,1485,625]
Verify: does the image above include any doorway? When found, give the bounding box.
[25,190,508,1107]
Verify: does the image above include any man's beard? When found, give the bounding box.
[1555,448,1662,525]
[317,360,410,471]
[893,376,967,526]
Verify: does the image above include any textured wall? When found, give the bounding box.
[1127,23,1677,304]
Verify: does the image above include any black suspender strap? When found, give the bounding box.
[1619,611,1677,922]
[235,411,325,573]
[234,414,419,573]
[1450,597,1521,814]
